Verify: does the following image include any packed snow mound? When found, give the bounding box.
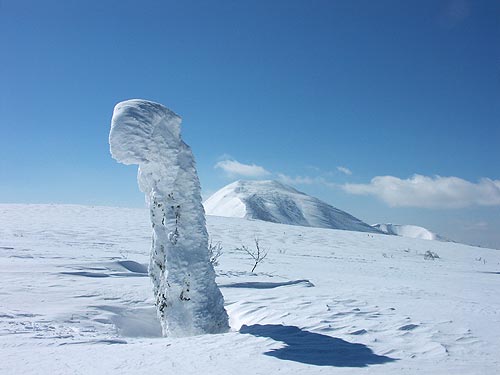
[204,180,381,233]
[372,223,449,242]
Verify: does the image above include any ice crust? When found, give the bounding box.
[109,99,229,337]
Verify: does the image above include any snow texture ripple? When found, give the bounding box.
[109,99,229,337]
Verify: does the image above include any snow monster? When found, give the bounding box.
[109,99,229,337]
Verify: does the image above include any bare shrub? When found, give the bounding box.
[424,250,440,260]
[208,240,223,267]
[237,238,268,273]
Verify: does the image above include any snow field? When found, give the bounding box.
[0,204,499,374]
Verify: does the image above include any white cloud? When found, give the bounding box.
[337,166,352,175]
[277,174,316,185]
[277,173,338,188]
[342,174,500,208]
[215,159,271,178]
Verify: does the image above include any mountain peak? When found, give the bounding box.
[204,180,380,233]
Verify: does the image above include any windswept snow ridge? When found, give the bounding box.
[109,99,228,337]
[372,223,449,242]
[204,180,381,233]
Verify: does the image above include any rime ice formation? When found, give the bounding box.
[204,180,382,233]
[109,99,229,337]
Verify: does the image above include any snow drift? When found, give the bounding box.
[372,223,449,242]
[204,180,381,233]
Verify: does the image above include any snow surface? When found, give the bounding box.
[373,224,449,242]
[204,180,381,233]
[109,99,228,336]
[1,204,500,374]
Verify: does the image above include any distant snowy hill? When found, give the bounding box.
[204,180,381,233]
[372,223,449,242]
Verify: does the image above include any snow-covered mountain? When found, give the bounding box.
[372,223,449,242]
[204,180,380,233]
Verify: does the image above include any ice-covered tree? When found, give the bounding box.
[109,99,229,337]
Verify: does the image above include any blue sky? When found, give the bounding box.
[1,0,499,248]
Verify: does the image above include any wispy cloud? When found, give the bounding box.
[463,221,489,231]
[438,0,470,29]
[337,166,352,176]
[342,175,500,208]
[277,173,338,188]
[215,159,271,178]
[277,174,316,185]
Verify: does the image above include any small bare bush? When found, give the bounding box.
[237,238,268,273]
[424,250,440,260]
[208,240,223,267]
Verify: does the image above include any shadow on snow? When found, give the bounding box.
[220,279,314,289]
[240,324,396,367]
